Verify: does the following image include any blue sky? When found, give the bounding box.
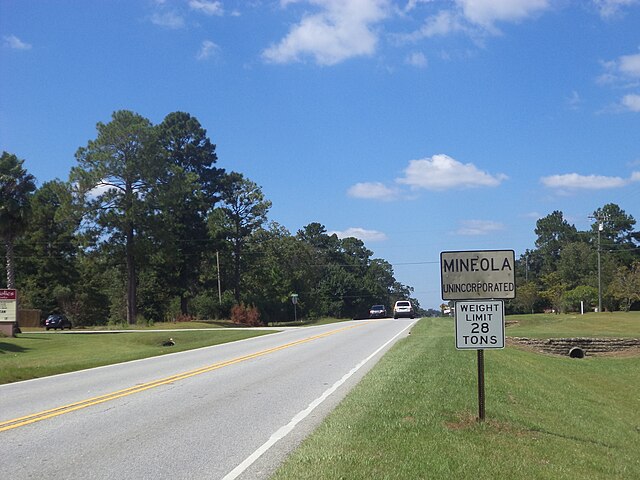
[1,0,639,309]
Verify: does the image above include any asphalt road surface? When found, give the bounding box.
[0,318,417,479]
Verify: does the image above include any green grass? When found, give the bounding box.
[19,317,350,332]
[3,316,349,384]
[20,320,239,332]
[506,311,640,338]
[273,315,640,480]
[0,329,273,384]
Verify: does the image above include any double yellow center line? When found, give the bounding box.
[0,323,367,432]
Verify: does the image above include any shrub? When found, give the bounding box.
[192,290,235,320]
[174,313,195,323]
[231,303,263,327]
[564,285,598,312]
[136,314,154,327]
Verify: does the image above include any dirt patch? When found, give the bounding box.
[402,416,417,425]
[444,411,524,435]
[444,411,477,430]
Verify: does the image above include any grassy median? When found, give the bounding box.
[273,313,640,480]
[0,329,273,384]
[0,316,373,385]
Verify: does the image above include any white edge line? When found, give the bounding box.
[222,319,417,480]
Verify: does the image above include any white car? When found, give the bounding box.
[393,300,415,319]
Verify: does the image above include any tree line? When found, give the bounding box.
[1,110,420,326]
[510,206,640,314]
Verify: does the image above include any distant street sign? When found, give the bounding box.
[291,294,299,322]
[455,300,505,350]
[440,250,516,300]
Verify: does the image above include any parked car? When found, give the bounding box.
[393,300,415,319]
[369,305,387,318]
[45,314,72,330]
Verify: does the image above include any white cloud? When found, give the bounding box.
[619,52,640,78]
[348,182,399,201]
[396,10,472,44]
[596,66,617,86]
[396,154,507,190]
[262,0,390,65]
[404,0,432,12]
[598,50,640,112]
[87,183,117,198]
[455,219,504,236]
[330,227,388,242]
[599,50,640,85]
[406,51,428,68]
[189,0,224,16]
[401,1,551,44]
[151,11,186,29]
[566,90,582,110]
[592,0,639,18]
[456,0,551,28]
[418,10,468,38]
[3,34,32,50]
[541,172,640,190]
[197,40,220,60]
[621,93,640,111]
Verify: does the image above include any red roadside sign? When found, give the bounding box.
[0,289,17,300]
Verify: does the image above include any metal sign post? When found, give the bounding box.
[477,349,485,421]
[441,250,514,423]
[291,294,298,322]
[454,300,504,422]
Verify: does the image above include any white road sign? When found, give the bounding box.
[455,300,505,350]
[440,250,516,300]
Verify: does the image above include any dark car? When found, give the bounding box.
[45,314,72,330]
[369,305,387,318]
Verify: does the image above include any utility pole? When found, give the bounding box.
[597,221,603,313]
[216,251,222,304]
[589,214,606,313]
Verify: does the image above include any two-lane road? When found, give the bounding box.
[0,318,417,479]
